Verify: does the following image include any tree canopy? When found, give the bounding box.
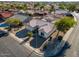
[34,2,46,10]
[66,4,76,12]
[5,18,22,26]
[55,17,76,33]
[59,3,76,12]
[16,4,27,11]
[59,3,66,10]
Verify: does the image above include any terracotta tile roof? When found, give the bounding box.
[0,11,13,18]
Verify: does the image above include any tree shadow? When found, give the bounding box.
[43,36,62,51]
[20,37,30,45]
[54,41,71,57]
[43,36,71,57]
[30,34,46,48]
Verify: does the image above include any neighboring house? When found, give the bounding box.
[27,10,35,15]
[55,9,68,15]
[0,11,13,18]
[43,14,55,23]
[53,9,70,18]
[19,10,27,14]
[44,4,52,11]
[9,9,19,14]
[27,10,47,16]
[27,19,55,38]
[0,11,13,22]
[10,14,31,23]
[55,9,73,17]
[34,10,47,16]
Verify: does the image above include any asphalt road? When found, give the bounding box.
[0,35,40,57]
[57,12,79,57]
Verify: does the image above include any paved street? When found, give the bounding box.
[0,35,41,57]
[57,12,79,57]
[64,12,79,57]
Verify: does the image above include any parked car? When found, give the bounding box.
[0,30,8,37]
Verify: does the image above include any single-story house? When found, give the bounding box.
[27,19,55,38]
[9,14,32,23]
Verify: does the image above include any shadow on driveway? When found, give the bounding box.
[54,41,71,57]
[30,34,46,48]
[43,36,71,57]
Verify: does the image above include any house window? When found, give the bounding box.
[41,32,44,36]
